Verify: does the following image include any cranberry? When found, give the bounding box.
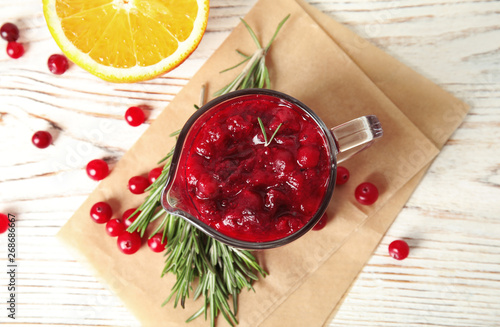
[276,216,303,234]
[31,131,52,149]
[147,233,167,252]
[195,174,219,199]
[47,54,69,75]
[125,106,145,127]
[237,190,263,211]
[0,213,9,234]
[122,208,140,227]
[117,231,142,255]
[195,125,225,157]
[388,240,410,260]
[299,199,319,216]
[226,115,252,136]
[272,148,295,173]
[274,135,295,148]
[148,167,163,184]
[297,145,320,168]
[196,199,218,217]
[205,125,224,144]
[6,41,24,59]
[287,172,305,191]
[264,189,286,211]
[86,159,109,181]
[312,212,328,231]
[106,218,125,237]
[1,23,19,42]
[299,128,322,145]
[90,202,113,224]
[270,108,300,132]
[355,182,379,205]
[195,141,213,157]
[128,175,150,194]
[336,166,350,185]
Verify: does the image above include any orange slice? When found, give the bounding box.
[43,0,209,82]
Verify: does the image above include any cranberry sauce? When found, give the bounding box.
[171,93,332,243]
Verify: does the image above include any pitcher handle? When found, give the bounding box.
[330,115,383,163]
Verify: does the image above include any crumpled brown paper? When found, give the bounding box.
[57,0,469,326]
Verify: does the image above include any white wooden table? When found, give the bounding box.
[1,0,499,326]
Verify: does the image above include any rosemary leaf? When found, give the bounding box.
[240,18,262,49]
[265,14,291,51]
[236,50,250,58]
[219,56,250,73]
[168,129,181,137]
[158,147,175,164]
[186,305,205,323]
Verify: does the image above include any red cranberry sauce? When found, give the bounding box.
[174,94,331,242]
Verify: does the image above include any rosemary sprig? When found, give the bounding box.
[257,117,282,146]
[127,15,289,327]
[214,14,290,96]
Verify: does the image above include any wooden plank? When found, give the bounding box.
[0,0,499,326]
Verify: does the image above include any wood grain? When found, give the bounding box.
[1,0,499,326]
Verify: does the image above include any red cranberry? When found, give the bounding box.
[122,208,140,227]
[47,54,69,75]
[238,190,263,211]
[287,172,305,191]
[312,212,328,231]
[270,109,300,132]
[1,23,19,42]
[264,189,286,211]
[148,167,163,184]
[299,199,319,216]
[299,128,322,144]
[276,216,303,234]
[272,148,295,173]
[205,125,224,145]
[196,200,217,217]
[195,174,218,199]
[0,213,9,234]
[226,115,252,136]
[147,233,167,253]
[106,218,125,237]
[388,240,410,260]
[250,169,274,187]
[274,135,295,148]
[194,143,212,157]
[31,131,52,149]
[128,175,150,194]
[90,202,113,224]
[336,166,350,185]
[117,231,142,255]
[6,41,24,59]
[297,145,320,168]
[125,106,145,127]
[86,159,109,181]
[355,182,379,205]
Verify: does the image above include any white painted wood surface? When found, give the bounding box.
[1,0,499,326]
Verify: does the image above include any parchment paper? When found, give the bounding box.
[57,0,469,326]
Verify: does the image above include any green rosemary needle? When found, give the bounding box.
[258,117,282,146]
[127,14,289,327]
